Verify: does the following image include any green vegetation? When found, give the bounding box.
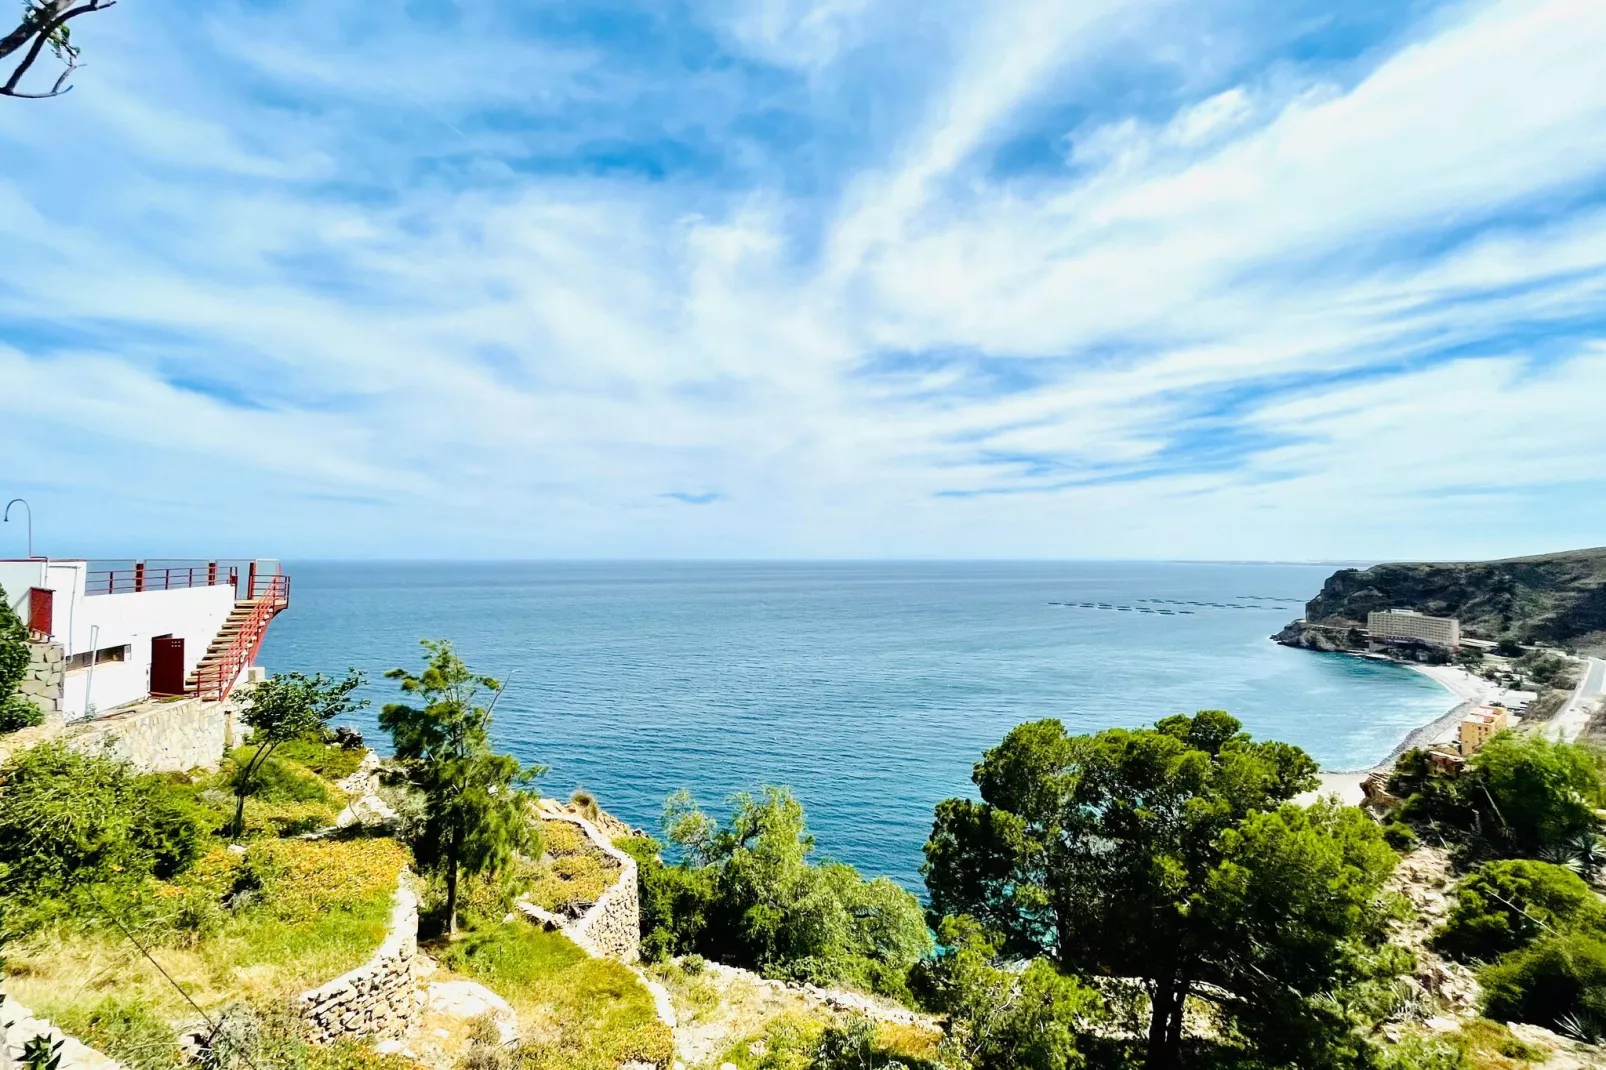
[435,921,673,1070]
[628,786,932,999]
[924,710,1400,1070]
[1388,733,1606,858]
[915,916,1098,1070]
[703,1011,939,1070]
[230,669,365,839]
[381,639,544,935]
[1435,859,1600,962]
[1481,930,1606,1040]
[526,819,616,915]
[0,719,416,1069]
[0,582,42,733]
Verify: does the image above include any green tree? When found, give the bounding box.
[660,787,932,993]
[1467,733,1605,856]
[920,915,1100,1070]
[380,640,543,936]
[924,711,1399,1070]
[1435,859,1601,962]
[0,584,41,733]
[229,670,365,841]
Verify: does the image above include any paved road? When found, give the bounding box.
[1545,656,1606,742]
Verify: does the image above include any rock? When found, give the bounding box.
[425,981,519,1046]
[335,793,398,831]
[1424,1016,1460,1034]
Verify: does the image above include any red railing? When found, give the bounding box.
[87,563,238,596]
[193,573,291,702]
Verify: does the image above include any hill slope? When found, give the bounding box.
[1278,547,1606,653]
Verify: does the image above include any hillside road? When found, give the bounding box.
[1544,656,1606,742]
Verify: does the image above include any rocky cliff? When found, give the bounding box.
[1274,547,1606,654]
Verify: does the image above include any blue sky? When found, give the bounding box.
[1,0,1603,560]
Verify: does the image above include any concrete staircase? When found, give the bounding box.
[186,600,262,697]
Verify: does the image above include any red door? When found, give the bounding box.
[150,635,186,696]
[27,587,53,638]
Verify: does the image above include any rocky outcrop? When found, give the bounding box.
[300,876,425,1043]
[1282,547,1606,653]
[1271,620,1366,652]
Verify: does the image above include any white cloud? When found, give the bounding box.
[0,0,1602,558]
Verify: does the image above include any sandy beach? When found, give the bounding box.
[1301,662,1500,806]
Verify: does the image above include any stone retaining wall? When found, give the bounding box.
[0,694,241,774]
[300,876,424,1043]
[524,812,641,962]
[0,992,121,1070]
[16,642,64,720]
[68,697,240,773]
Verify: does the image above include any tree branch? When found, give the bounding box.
[1,0,114,99]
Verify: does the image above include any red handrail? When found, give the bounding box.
[86,565,238,596]
[193,574,290,702]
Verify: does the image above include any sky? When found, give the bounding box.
[0,0,1603,562]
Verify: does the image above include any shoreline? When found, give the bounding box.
[1307,660,1494,806]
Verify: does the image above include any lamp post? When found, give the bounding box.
[3,498,33,559]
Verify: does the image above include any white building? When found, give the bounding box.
[0,558,288,721]
[1367,608,1461,648]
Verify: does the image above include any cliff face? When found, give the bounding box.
[1279,547,1606,653]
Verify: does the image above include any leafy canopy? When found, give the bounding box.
[227,670,364,840]
[1435,859,1601,963]
[652,786,932,996]
[1390,734,1606,858]
[924,711,1399,1070]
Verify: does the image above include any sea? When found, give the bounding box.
[257,561,1450,889]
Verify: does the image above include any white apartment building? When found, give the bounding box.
[1367,608,1461,648]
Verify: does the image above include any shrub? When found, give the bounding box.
[224,748,342,806]
[656,788,932,995]
[1481,929,1606,1033]
[0,583,39,734]
[1435,859,1601,962]
[1383,823,1419,853]
[0,743,207,903]
[616,834,716,963]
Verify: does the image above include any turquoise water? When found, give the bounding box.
[257,561,1449,888]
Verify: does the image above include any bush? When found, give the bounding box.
[1481,929,1606,1033]
[1383,823,1419,853]
[0,583,37,735]
[654,788,933,996]
[616,834,716,963]
[1435,859,1601,962]
[0,743,207,903]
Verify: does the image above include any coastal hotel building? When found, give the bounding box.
[1367,608,1462,649]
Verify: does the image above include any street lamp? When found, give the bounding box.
[3,499,34,559]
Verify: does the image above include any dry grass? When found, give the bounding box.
[432,921,673,1070]
[523,819,618,916]
[4,838,408,1067]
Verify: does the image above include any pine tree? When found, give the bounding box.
[381,640,543,935]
